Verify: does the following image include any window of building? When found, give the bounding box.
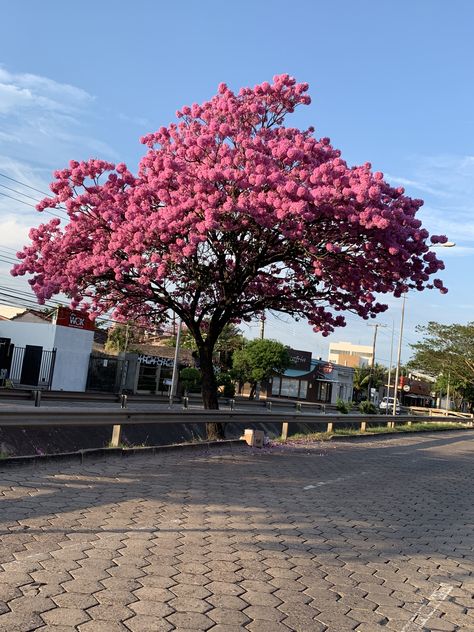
[272,376,281,396]
[299,380,308,399]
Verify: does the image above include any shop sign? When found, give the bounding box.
[56,307,95,331]
[138,354,174,368]
[288,349,312,372]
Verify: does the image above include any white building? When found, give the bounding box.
[0,308,94,391]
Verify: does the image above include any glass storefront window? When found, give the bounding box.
[299,380,308,399]
[281,378,299,398]
[272,377,281,396]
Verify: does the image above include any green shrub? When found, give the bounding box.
[336,398,351,414]
[216,372,236,398]
[359,400,378,414]
[179,367,202,393]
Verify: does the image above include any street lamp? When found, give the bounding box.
[391,241,455,416]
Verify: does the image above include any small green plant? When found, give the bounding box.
[359,400,378,414]
[216,372,236,398]
[336,398,351,414]
[180,367,202,393]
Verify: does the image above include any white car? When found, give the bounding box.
[379,397,400,414]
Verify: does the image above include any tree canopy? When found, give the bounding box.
[12,74,447,417]
[232,339,290,397]
[409,321,474,409]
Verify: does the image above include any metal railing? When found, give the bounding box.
[0,408,471,447]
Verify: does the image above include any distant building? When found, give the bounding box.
[328,341,373,368]
[239,348,354,404]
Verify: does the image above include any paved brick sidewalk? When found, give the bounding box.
[0,431,473,631]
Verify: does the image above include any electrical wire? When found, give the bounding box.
[0,191,65,220]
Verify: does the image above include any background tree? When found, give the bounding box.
[352,364,388,402]
[232,339,290,399]
[409,322,474,411]
[104,322,141,354]
[179,367,202,394]
[13,75,447,438]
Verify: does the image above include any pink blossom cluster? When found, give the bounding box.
[12,75,447,336]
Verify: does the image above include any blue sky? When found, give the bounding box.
[0,0,473,365]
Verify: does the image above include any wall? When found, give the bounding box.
[330,366,355,404]
[52,325,94,391]
[0,321,56,349]
[0,321,93,391]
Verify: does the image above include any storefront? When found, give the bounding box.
[264,349,354,404]
[136,354,174,394]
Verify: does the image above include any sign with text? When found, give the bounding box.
[288,348,312,372]
[137,354,174,368]
[56,307,95,331]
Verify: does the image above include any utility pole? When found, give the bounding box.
[169,317,182,407]
[259,312,265,340]
[392,294,407,415]
[123,323,130,354]
[385,321,395,414]
[367,323,386,402]
[445,370,451,413]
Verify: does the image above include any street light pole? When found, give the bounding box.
[386,321,395,414]
[367,323,386,402]
[392,294,406,416]
[169,317,182,407]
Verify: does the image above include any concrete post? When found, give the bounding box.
[110,424,122,448]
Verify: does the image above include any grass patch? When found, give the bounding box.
[277,422,469,442]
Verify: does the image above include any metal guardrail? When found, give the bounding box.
[0,408,471,447]
[410,406,474,419]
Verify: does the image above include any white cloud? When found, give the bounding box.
[0,67,93,116]
[0,65,116,167]
[389,154,474,249]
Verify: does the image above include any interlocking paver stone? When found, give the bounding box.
[0,432,473,630]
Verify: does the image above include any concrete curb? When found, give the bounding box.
[328,426,473,441]
[0,439,246,468]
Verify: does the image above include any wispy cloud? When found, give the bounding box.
[384,173,447,197]
[0,65,117,168]
[389,154,474,249]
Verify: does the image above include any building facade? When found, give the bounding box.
[328,341,373,368]
[263,349,354,404]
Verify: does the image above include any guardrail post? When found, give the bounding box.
[182,396,189,409]
[33,390,41,407]
[229,399,235,410]
[120,394,127,409]
[281,422,289,442]
[296,402,302,413]
[110,424,122,448]
[266,401,272,412]
[327,421,333,433]
[360,420,366,432]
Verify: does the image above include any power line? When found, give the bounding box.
[0,182,48,205]
[0,172,53,198]
[0,191,65,220]
[0,172,69,215]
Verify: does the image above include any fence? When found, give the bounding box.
[8,347,56,389]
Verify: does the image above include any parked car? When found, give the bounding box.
[379,397,400,414]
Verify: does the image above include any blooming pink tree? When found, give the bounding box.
[13,75,447,430]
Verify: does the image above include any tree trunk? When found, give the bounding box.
[249,382,257,400]
[199,345,225,440]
